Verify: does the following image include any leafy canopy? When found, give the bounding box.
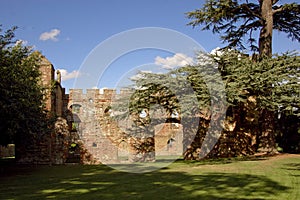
[186,0,300,53]
[124,50,299,119]
[0,26,49,146]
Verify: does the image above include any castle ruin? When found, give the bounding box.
[67,88,183,164]
[17,53,183,165]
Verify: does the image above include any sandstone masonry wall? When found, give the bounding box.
[68,89,183,163]
[10,53,184,165]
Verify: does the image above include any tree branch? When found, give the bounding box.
[240,3,262,19]
[273,6,284,15]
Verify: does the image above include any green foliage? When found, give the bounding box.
[125,50,299,118]
[70,143,77,148]
[186,0,299,155]
[215,51,300,115]
[118,62,225,120]
[0,26,49,147]
[122,50,299,157]
[186,0,300,53]
[273,2,300,41]
[112,0,300,157]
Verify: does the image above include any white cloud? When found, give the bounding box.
[155,53,195,69]
[130,70,152,81]
[15,39,28,46]
[56,69,81,81]
[39,29,61,41]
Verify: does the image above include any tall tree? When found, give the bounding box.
[186,0,300,57]
[215,50,299,154]
[0,26,50,160]
[186,0,300,155]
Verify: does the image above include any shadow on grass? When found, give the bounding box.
[282,162,300,178]
[174,155,269,166]
[283,163,300,170]
[0,163,290,200]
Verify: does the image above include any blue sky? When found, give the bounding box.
[1,0,299,90]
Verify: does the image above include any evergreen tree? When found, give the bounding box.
[215,50,299,154]
[186,0,299,155]
[113,0,300,158]
[122,50,299,158]
[186,0,300,57]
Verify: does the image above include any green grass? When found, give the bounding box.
[0,154,299,200]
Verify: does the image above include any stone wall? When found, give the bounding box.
[10,53,184,165]
[12,53,73,165]
[14,117,73,165]
[38,53,67,118]
[155,123,183,156]
[67,89,184,163]
[39,54,55,114]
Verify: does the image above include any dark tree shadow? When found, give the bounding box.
[282,163,300,171]
[0,164,290,200]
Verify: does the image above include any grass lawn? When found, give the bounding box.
[0,154,299,200]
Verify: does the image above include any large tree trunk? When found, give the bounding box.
[258,109,278,154]
[259,0,273,57]
[257,0,277,154]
